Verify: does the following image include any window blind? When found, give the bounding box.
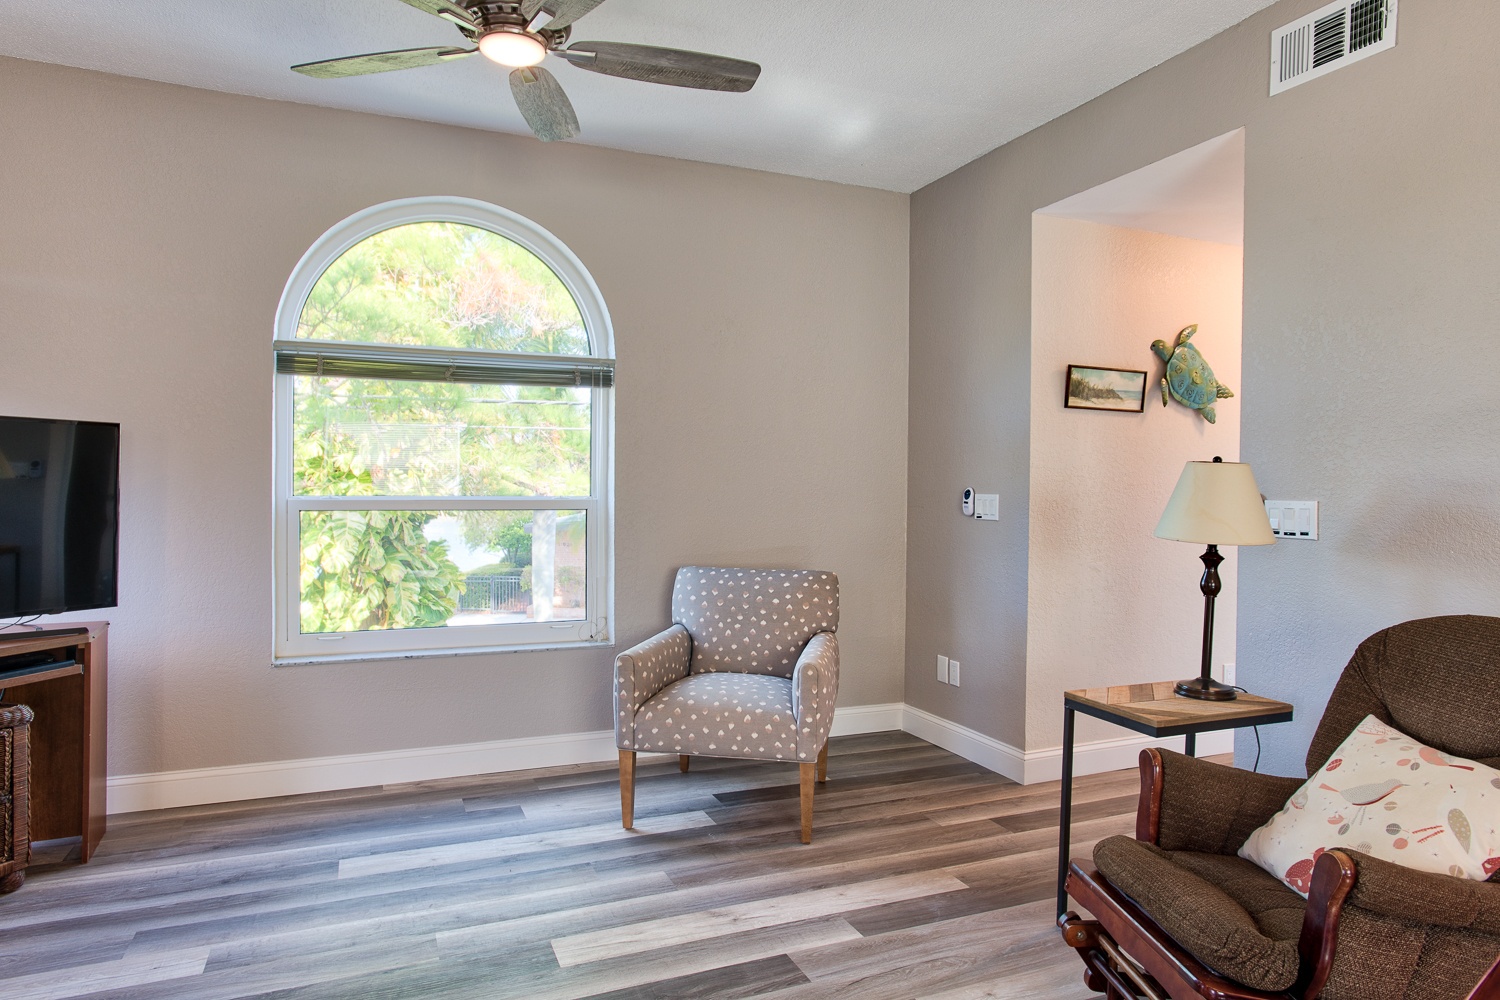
[273,339,614,388]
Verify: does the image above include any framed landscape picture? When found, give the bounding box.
[1065,365,1148,412]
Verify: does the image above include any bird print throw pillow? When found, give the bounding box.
[1239,714,1500,896]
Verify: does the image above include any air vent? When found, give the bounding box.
[1270,0,1397,95]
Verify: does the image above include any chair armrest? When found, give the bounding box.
[1293,848,1358,1000]
[1143,748,1304,853]
[1293,850,1500,999]
[613,624,691,750]
[792,632,838,760]
[1338,850,1500,935]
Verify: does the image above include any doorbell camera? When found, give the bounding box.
[962,488,974,517]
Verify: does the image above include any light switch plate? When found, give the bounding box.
[1264,500,1318,540]
[973,494,1000,520]
[949,659,960,686]
[937,654,949,685]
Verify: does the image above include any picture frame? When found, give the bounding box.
[1065,365,1148,412]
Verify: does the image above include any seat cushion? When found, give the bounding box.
[672,567,839,677]
[632,672,798,759]
[1094,836,1305,992]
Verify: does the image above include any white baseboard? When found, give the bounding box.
[1020,728,1234,784]
[106,728,623,814]
[899,705,1233,785]
[828,702,906,736]
[107,700,912,815]
[901,705,1028,783]
[105,700,1227,814]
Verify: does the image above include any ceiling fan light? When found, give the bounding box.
[478,30,547,68]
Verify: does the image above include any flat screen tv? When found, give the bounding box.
[0,416,119,618]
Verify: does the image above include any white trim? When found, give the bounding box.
[104,702,1230,814]
[108,729,620,814]
[274,197,614,356]
[106,701,909,814]
[273,639,615,667]
[901,705,1028,783]
[1022,728,1234,784]
[828,702,906,736]
[897,705,1232,785]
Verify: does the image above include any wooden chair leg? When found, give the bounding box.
[816,741,829,784]
[679,755,690,773]
[619,750,636,830]
[799,762,815,844]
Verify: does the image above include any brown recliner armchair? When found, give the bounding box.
[1061,615,1500,1000]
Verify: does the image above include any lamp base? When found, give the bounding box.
[1175,676,1237,701]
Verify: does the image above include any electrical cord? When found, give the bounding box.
[1229,684,1262,772]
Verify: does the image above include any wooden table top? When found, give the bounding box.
[1065,681,1293,734]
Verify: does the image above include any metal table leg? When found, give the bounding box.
[1056,703,1076,918]
[1185,732,1197,757]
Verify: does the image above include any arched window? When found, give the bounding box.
[273,198,612,661]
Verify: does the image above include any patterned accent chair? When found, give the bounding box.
[613,567,839,843]
[1061,615,1500,1000]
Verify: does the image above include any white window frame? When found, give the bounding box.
[272,197,613,663]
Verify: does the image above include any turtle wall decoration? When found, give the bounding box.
[1151,324,1234,423]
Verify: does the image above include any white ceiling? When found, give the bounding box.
[1038,129,1246,246]
[0,0,1279,193]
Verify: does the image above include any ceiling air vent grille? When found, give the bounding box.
[1270,0,1397,95]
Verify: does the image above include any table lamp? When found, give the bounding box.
[1155,457,1275,700]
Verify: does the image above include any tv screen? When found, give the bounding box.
[0,416,120,618]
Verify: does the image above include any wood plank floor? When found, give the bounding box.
[0,732,1150,999]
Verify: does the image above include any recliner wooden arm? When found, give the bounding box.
[1293,850,1500,999]
[1291,850,1357,1000]
[1139,748,1304,853]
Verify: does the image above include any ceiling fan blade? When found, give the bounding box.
[540,0,609,30]
[292,46,477,79]
[559,42,760,92]
[394,0,478,28]
[509,66,580,142]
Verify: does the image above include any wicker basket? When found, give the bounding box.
[0,703,34,894]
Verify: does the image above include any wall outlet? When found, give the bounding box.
[937,654,949,685]
[949,659,960,686]
[1221,662,1236,686]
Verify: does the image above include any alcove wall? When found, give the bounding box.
[1026,135,1246,755]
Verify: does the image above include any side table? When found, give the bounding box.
[1055,681,1293,917]
[1,703,34,893]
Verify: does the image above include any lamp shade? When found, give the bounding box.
[1155,459,1275,546]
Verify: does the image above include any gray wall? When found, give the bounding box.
[907,0,1500,769]
[0,56,910,778]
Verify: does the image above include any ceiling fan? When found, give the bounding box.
[291,0,761,142]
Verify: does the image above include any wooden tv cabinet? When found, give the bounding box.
[0,622,107,862]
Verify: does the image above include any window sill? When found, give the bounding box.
[273,639,615,667]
